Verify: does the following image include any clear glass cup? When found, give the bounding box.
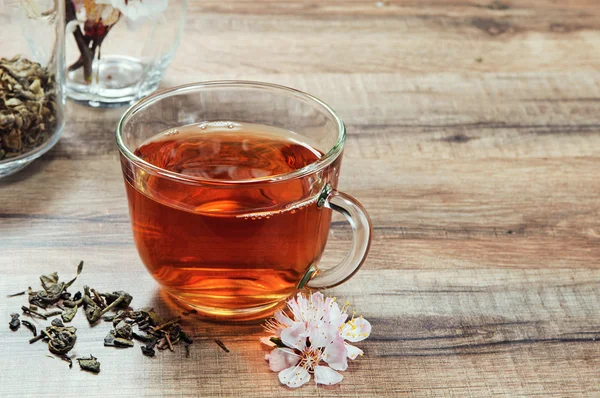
[0,0,65,178]
[65,0,187,107]
[117,81,372,320]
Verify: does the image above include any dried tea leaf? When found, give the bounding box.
[7,291,25,298]
[85,304,102,323]
[114,337,134,347]
[141,345,156,357]
[51,318,64,327]
[40,272,59,289]
[179,330,193,344]
[46,325,77,355]
[29,263,82,307]
[114,320,132,340]
[77,355,100,373]
[103,291,133,309]
[9,313,20,330]
[139,307,163,325]
[61,305,77,323]
[102,314,115,322]
[132,331,152,342]
[104,330,117,347]
[0,56,57,160]
[21,320,36,336]
[43,309,63,318]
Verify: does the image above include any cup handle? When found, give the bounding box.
[303,184,372,289]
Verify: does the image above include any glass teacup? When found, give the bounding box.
[117,81,372,320]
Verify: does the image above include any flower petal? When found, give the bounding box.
[322,338,348,371]
[328,301,348,328]
[314,365,344,386]
[268,348,299,372]
[274,310,294,327]
[278,365,310,388]
[308,322,337,348]
[345,343,363,360]
[340,317,372,342]
[280,322,306,350]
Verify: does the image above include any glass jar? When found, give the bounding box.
[65,0,187,108]
[0,0,65,178]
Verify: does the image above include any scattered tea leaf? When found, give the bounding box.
[21,320,36,336]
[7,291,25,298]
[44,309,63,318]
[215,339,230,353]
[9,313,20,330]
[103,291,133,309]
[104,330,117,347]
[40,272,59,289]
[185,344,190,358]
[114,337,134,347]
[51,318,64,327]
[141,345,156,357]
[132,331,152,342]
[61,305,77,323]
[84,304,102,323]
[46,325,77,355]
[77,355,100,373]
[29,262,83,307]
[114,320,133,339]
[180,331,193,344]
[63,297,83,308]
[65,261,84,289]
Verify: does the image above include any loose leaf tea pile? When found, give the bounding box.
[8,261,194,374]
[0,56,57,160]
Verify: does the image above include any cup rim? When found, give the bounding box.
[116,80,346,185]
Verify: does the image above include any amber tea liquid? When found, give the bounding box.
[124,122,338,317]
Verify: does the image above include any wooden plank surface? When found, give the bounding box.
[2,1,600,396]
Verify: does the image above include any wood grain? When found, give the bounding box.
[2,1,600,396]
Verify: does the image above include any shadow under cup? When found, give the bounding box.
[116,82,372,320]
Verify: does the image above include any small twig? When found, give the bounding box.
[29,333,46,344]
[43,309,63,317]
[153,317,181,332]
[215,339,230,353]
[90,288,106,308]
[7,291,25,298]
[165,334,174,352]
[185,344,190,358]
[22,306,47,320]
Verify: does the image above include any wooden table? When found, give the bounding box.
[2,1,600,396]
